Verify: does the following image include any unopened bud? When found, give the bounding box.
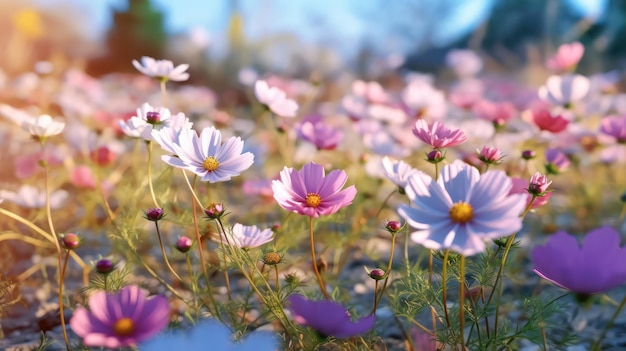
[204,203,225,219]
[175,236,192,253]
[521,150,536,160]
[61,233,80,250]
[95,259,115,274]
[385,221,402,233]
[366,267,386,281]
[144,208,165,221]
[426,149,444,163]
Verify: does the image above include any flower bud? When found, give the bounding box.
[262,251,283,266]
[521,150,536,160]
[175,236,192,253]
[271,223,281,232]
[528,172,552,196]
[95,259,115,274]
[365,267,386,280]
[90,146,116,167]
[61,233,80,250]
[144,208,165,221]
[146,111,161,125]
[477,146,503,164]
[204,203,225,219]
[426,149,444,164]
[385,221,402,233]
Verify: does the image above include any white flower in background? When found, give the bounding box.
[446,49,483,78]
[0,104,35,125]
[254,80,298,117]
[21,114,65,139]
[367,104,407,125]
[402,80,448,120]
[0,185,68,209]
[119,103,172,140]
[218,223,274,249]
[132,56,190,82]
[152,112,193,154]
[381,156,421,191]
[538,74,590,106]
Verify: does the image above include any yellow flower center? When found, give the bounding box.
[203,156,219,172]
[305,193,321,207]
[113,317,135,336]
[449,201,473,223]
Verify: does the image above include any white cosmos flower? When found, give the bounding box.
[381,156,421,191]
[0,185,68,209]
[132,56,190,82]
[151,112,193,154]
[254,80,298,117]
[119,103,172,140]
[218,223,274,249]
[538,74,590,106]
[21,115,65,138]
[162,126,254,183]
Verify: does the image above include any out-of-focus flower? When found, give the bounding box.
[545,148,570,174]
[272,162,357,218]
[218,223,274,249]
[90,146,117,167]
[141,319,278,351]
[528,172,552,196]
[132,56,190,82]
[412,120,468,149]
[119,103,172,140]
[161,126,254,183]
[95,259,115,274]
[446,49,483,78]
[398,161,527,256]
[21,114,65,139]
[365,267,386,280]
[70,285,170,349]
[546,42,584,72]
[411,328,437,351]
[402,80,447,120]
[175,236,193,253]
[14,151,62,179]
[70,166,97,189]
[599,115,626,143]
[521,150,536,160]
[0,185,68,209]
[530,108,570,133]
[144,208,165,222]
[297,118,344,150]
[385,220,403,233]
[242,179,273,199]
[538,74,590,106]
[288,294,375,338]
[61,233,80,250]
[381,156,420,192]
[426,149,444,163]
[477,146,504,165]
[472,100,517,127]
[254,80,298,117]
[532,227,626,295]
[204,202,225,219]
[509,176,552,208]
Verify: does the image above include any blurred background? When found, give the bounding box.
[0,0,621,89]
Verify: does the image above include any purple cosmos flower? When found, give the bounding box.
[69,285,170,349]
[161,126,254,183]
[412,120,468,149]
[297,119,344,150]
[272,162,357,218]
[599,115,626,143]
[132,56,190,82]
[545,148,570,174]
[218,223,274,249]
[532,227,626,295]
[398,161,527,256]
[288,294,375,338]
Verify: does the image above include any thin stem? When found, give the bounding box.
[591,294,626,351]
[374,189,397,218]
[214,219,233,301]
[274,265,280,294]
[374,232,397,311]
[146,141,160,208]
[309,217,330,299]
[459,255,466,347]
[441,250,452,329]
[372,280,380,314]
[59,251,71,351]
[160,79,169,107]
[154,221,182,281]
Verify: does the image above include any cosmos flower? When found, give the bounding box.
[21,114,65,139]
[69,285,170,349]
[412,120,468,149]
[546,42,584,72]
[151,112,193,154]
[141,320,278,351]
[538,74,590,106]
[477,146,503,165]
[544,148,570,174]
[0,185,68,210]
[532,227,626,295]
[472,100,517,127]
[254,80,298,117]
[296,118,344,150]
[161,126,254,183]
[132,56,190,82]
[446,49,483,78]
[398,161,527,256]
[218,223,274,249]
[508,177,551,209]
[118,103,172,141]
[272,162,357,218]
[288,294,375,338]
[381,156,421,192]
[530,108,569,133]
[599,115,626,143]
[401,80,447,120]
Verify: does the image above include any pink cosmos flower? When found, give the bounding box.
[70,285,170,348]
[477,146,503,164]
[546,42,584,72]
[528,172,552,195]
[509,177,551,209]
[288,294,375,338]
[446,49,483,78]
[402,80,447,120]
[545,148,570,174]
[272,162,357,218]
[70,166,97,189]
[532,227,626,295]
[398,161,527,256]
[412,120,468,149]
[296,118,344,150]
[472,100,517,126]
[599,115,626,143]
[254,80,298,117]
[530,108,569,133]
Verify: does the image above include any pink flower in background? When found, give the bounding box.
[242,178,274,199]
[531,108,569,133]
[509,177,551,209]
[412,120,468,149]
[446,49,483,78]
[599,115,626,143]
[538,74,590,106]
[545,148,570,174]
[0,185,68,210]
[477,146,503,164]
[398,161,527,256]
[472,100,517,126]
[132,56,190,82]
[70,285,170,348]
[532,227,626,295]
[296,118,344,150]
[288,294,375,338]
[14,151,62,179]
[254,80,299,117]
[272,162,357,218]
[119,103,172,141]
[402,80,447,120]
[352,80,388,104]
[546,42,584,72]
[70,166,97,189]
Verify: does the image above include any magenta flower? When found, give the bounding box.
[546,42,584,72]
[297,119,344,150]
[412,120,468,149]
[70,285,170,348]
[398,161,527,256]
[272,162,357,218]
[532,227,626,295]
[599,115,626,143]
[472,100,517,126]
[288,294,375,338]
[477,146,503,165]
[528,172,552,196]
[545,148,570,174]
[509,177,551,209]
[531,108,569,133]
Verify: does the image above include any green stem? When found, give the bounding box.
[154,221,182,281]
[374,232,397,312]
[592,295,626,351]
[274,265,280,294]
[459,255,466,346]
[146,141,160,208]
[309,217,330,299]
[58,251,71,351]
[441,250,452,329]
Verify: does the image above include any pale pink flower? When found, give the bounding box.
[546,42,584,72]
[296,118,344,150]
[118,103,172,141]
[446,49,483,78]
[538,74,590,106]
[381,156,421,191]
[477,146,503,164]
[412,120,468,149]
[21,114,65,139]
[599,115,626,143]
[132,56,190,81]
[218,223,274,249]
[545,148,570,174]
[254,80,298,117]
[472,100,517,126]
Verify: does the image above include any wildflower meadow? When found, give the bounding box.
[1,3,626,351]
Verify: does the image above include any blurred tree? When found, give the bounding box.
[87,0,167,76]
[578,0,626,70]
